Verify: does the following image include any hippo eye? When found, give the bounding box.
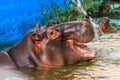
[46,28,61,40]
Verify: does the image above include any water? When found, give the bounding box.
[0,0,120,80]
[72,0,104,40]
[0,35,120,80]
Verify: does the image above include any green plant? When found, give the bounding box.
[84,1,103,14]
[42,8,52,24]
[110,22,120,28]
[52,5,84,24]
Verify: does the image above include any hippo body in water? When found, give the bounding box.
[0,18,96,68]
[97,17,117,33]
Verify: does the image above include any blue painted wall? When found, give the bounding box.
[0,0,120,43]
[0,0,72,42]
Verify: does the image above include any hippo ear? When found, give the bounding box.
[31,32,42,43]
[46,28,61,40]
[46,20,57,27]
[35,23,41,29]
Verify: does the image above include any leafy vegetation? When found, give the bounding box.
[83,1,103,15]
[52,5,84,23]
[42,0,120,25]
[42,8,52,25]
[52,1,105,23]
[110,22,120,29]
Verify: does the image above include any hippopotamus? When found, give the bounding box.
[0,18,96,68]
[97,17,117,33]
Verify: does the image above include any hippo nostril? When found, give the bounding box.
[50,32,54,35]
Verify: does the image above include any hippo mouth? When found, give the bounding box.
[66,39,96,61]
[74,40,96,61]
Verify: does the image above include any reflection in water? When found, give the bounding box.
[17,67,75,80]
[13,61,94,80]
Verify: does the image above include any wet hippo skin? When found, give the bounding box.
[97,17,117,33]
[0,18,96,68]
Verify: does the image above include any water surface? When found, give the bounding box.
[0,34,120,80]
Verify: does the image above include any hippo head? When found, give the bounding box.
[98,17,117,33]
[9,18,96,68]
